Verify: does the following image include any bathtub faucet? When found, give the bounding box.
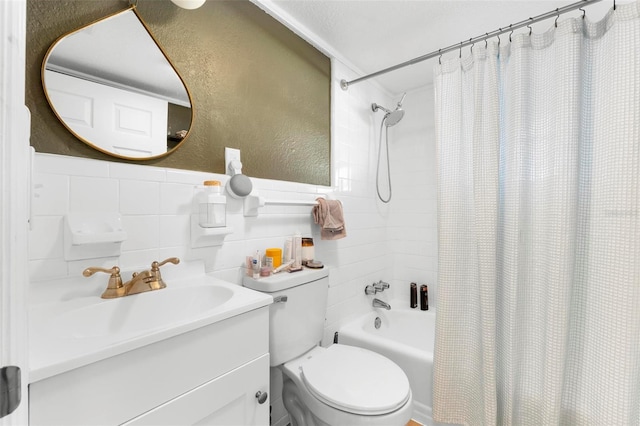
[374,280,390,292]
[365,280,390,295]
[372,298,391,310]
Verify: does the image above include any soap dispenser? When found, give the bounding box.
[198,180,226,228]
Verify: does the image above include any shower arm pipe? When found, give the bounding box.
[340,0,602,91]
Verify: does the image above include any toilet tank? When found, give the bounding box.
[243,267,329,366]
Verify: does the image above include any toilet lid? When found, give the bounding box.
[301,344,410,415]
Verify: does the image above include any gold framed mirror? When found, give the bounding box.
[41,6,193,160]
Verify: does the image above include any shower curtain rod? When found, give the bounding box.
[340,0,603,91]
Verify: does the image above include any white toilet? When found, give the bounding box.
[244,267,413,426]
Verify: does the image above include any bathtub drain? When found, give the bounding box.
[374,316,381,329]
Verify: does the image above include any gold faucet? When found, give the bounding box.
[83,257,180,299]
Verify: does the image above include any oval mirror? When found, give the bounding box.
[41,6,193,160]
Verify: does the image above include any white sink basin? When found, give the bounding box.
[29,269,272,383]
[48,284,234,339]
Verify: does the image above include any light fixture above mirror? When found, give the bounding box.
[41,6,194,160]
[170,0,206,9]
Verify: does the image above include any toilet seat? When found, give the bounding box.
[300,344,410,415]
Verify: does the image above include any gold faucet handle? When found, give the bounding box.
[149,257,180,289]
[82,266,122,287]
[151,257,180,270]
[82,266,123,291]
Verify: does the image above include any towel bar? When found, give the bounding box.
[243,194,325,217]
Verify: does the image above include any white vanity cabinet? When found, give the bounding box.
[29,306,270,425]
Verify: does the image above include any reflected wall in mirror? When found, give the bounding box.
[41,6,193,160]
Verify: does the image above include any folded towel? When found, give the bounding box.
[313,198,347,240]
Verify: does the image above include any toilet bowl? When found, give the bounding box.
[243,267,413,426]
[281,345,412,426]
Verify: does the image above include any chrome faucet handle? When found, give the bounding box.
[149,257,180,289]
[364,284,378,295]
[373,280,390,291]
[82,266,125,299]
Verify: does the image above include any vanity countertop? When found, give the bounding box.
[29,267,272,383]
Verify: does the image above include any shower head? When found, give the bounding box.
[384,109,404,127]
[371,92,407,127]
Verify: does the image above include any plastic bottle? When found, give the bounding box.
[198,180,226,228]
[410,283,417,309]
[420,285,429,311]
[265,248,282,269]
[292,231,302,269]
[252,250,261,279]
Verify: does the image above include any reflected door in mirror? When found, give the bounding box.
[46,71,169,157]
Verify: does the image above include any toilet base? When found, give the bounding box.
[283,376,327,426]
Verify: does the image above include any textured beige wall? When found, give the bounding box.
[26,0,331,186]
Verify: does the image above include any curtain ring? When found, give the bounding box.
[554,8,560,27]
[497,29,502,46]
[459,42,463,58]
[613,0,616,10]
[528,17,533,36]
[438,49,442,65]
[509,24,514,42]
[485,33,489,48]
[579,7,586,19]
[470,38,474,54]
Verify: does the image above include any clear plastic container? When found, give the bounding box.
[198,180,226,228]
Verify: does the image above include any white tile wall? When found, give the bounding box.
[389,84,438,307]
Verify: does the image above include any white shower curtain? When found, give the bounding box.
[433,3,640,425]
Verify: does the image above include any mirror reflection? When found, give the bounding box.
[42,7,193,160]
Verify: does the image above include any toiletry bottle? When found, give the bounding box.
[301,237,314,265]
[420,285,429,311]
[284,238,293,263]
[246,256,253,277]
[410,283,417,308]
[265,247,282,269]
[198,180,226,228]
[292,231,302,268]
[252,250,261,279]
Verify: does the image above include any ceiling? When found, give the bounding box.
[261,0,618,95]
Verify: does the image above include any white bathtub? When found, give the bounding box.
[338,304,435,425]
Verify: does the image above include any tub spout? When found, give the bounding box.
[373,298,391,310]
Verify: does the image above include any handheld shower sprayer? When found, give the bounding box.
[371,93,407,203]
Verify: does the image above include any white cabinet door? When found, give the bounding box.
[124,354,270,426]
